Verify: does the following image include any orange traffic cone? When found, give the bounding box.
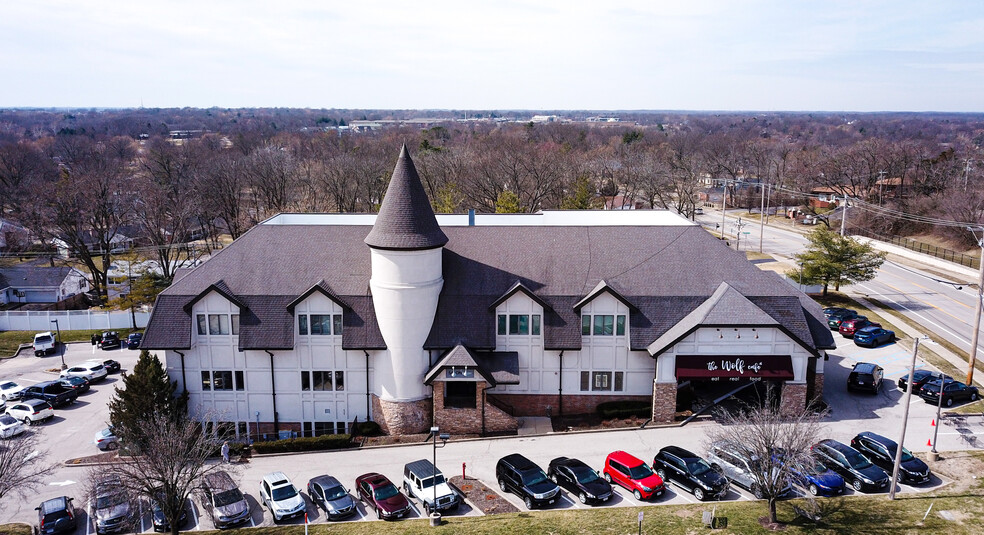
[927,438,933,447]
[931,419,936,426]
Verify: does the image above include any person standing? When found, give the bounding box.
[221,441,230,464]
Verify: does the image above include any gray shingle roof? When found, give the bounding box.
[0,266,75,289]
[143,219,833,356]
[423,344,520,386]
[364,145,448,251]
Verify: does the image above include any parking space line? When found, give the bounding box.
[189,498,200,531]
[407,501,421,517]
[558,494,578,508]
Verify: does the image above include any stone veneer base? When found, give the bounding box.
[372,395,433,435]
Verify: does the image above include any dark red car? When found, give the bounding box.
[603,451,665,500]
[839,318,880,338]
[355,473,411,520]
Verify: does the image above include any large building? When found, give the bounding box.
[142,146,834,439]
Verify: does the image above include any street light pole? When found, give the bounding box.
[50,319,65,369]
[890,336,925,499]
[429,426,449,526]
[931,373,946,458]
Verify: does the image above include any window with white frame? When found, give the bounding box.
[200,370,245,391]
[581,314,626,336]
[301,370,345,391]
[298,314,343,336]
[579,371,625,392]
[496,314,541,335]
[196,314,240,336]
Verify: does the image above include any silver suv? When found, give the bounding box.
[258,472,305,523]
[92,476,131,534]
[199,471,251,529]
[706,441,790,499]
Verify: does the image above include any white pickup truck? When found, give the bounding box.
[403,459,460,514]
[33,332,56,357]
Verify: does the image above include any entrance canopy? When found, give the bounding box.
[676,355,794,380]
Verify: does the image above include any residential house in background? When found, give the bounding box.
[0,266,90,307]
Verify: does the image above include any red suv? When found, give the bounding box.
[355,473,411,520]
[603,451,665,500]
[839,318,880,338]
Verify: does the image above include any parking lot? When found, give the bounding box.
[1,331,979,532]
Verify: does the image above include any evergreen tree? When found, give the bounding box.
[788,227,886,296]
[495,189,522,213]
[560,176,598,210]
[107,350,184,450]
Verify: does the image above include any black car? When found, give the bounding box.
[651,446,729,501]
[98,332,123,350]
[822,306,850,319]
[496,453,560,509]
[827,310,863,330]
[308,475,357,521]
[919,379,980,407]
[811,439,890,493]
[546,456,613,505]
[150,486,189,532]
[126,332,142,350]
[898,369,943,393]
[36,496,77,535]
[101,359,122,374]
[58,376,91,394]
[847,362,884,394]
[850,431,931,485]
[853,326,896,348]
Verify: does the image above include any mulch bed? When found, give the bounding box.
[551,413,651,432]
[449,475,519,515]
[64,451,117,465]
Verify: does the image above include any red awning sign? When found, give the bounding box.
[675,355,794,380]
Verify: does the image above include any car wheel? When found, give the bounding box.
[498,479,507,492]
[972,392,979,401]
[22,417,32,426]
[524,496,533,509]
[656,468,666,480]
[424,503,430,515]
[106,442,119,451]
[693,486,705,501]
[633,489,642,500]
[604,472,612,483]
[808,484,819,496]
[945,397,954,407]
[376,506,382,520]
[852,479,864,492]
[578,492,587,504]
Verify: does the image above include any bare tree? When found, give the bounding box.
[100,411,233,535]
[705,386,828,525]
[0,431,56,511]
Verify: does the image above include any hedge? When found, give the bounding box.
[252,433,353,454]
[596,400,651,419]
[352,420,382,437]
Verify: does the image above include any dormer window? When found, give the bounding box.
[298,314,343,336]
[497,314,541,336]
[581,314,626,336]
[196,314,240,336]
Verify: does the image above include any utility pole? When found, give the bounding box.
[877,170,886,205]
[967,226,984,386]
[840,194,848,236]
[964,159,973,190]
[759,182,766,253]
[721,179,728,241]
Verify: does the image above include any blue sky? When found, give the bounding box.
[2,1,982,111]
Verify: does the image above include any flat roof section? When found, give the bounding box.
[263,210,696,227]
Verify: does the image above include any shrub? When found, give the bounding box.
[596,400,651,419]
[252,434,353,454]
[352,420,383,437]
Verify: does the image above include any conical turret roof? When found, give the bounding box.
[365,145,448,250]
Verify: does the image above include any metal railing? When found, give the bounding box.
[850,228,980,270]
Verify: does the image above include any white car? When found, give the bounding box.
[33,331,57,356]
[0,380,25,402]
[259,472,306,523]
[0,412,27,438]
[60,362,108,383]
[5,399,54,425]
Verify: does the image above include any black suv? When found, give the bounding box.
[897,369,942,393]
[36,496,77,535]
[98,332,123,350]
[850,431,931,485]
[547,456,613,505]
[496,453,560,509]
[811,439,889,492]
[651,446,729,501]
[847,362,884,394]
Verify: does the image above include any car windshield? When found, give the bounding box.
[1,381,16,390]
[374,483,398,500]
[324,485,347,501]
[214,489,244,507]
[521,470,548,486]
[844,451,872,469]
[883,444,915,462]
[271,484,298,501]
[571,466,599,483]
[95,491,125,509]
[687,459,712,476]
[812,459,829,473]
[628,463,655,480]
[421,474,446,488]
[0,414,17,425]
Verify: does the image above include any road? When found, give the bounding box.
[697,210,984,381]
[3,336,983,532]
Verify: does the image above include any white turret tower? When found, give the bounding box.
[365,145,448,434]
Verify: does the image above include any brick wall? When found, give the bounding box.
[433,381,517,436]
[780,382,808,418]
[489,393,651,417]
[651,382,677,423]
[809,373,824,405]
[372,395,433,435]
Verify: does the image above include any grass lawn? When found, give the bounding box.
[0,328,139,357]
[0,524,32,535]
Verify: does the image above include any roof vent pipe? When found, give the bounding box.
[468,209,475,226]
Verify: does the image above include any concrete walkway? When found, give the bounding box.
[516,416,553,435]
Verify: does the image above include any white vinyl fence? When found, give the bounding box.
[0,309,151,332]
